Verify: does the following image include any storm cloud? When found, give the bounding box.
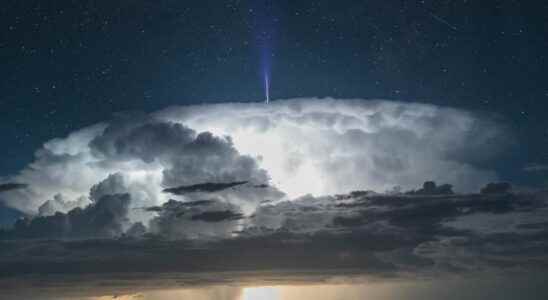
[0,98,537,282]
[1,98,510,217]
[157,98,510,196]
[0,180,548,288]
[2,193,131,240]
[147,198,247,239]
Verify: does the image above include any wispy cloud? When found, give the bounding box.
[524,163,548,172]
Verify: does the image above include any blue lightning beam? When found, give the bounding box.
[264,72,270,104]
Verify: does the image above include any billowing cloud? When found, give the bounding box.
[2,193,131,240]
[1,99,509,218]
[157,98,509,197]
[0,182,547,287]
[1,114,271,218]
[38,193,89,216]
[1,98,537,282]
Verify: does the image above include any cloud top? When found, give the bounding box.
[157,98,508,196]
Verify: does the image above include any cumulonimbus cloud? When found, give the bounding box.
[0,98,511,235]
[2,98,548,296]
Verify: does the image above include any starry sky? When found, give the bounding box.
[3,3,548,298]
[1,0,547,186]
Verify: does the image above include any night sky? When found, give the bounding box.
[3,2,548,298]
[1,1,547,182]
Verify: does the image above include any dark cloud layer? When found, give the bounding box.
[1,194,130,240]
[1,183,547,281]
[191,210,245,222]
[147,198,247,239]
[163,181,249,194]
[0,183,27,193]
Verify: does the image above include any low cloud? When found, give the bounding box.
[0,183,27,193]
[0,183,547,282]
[480,182,512,194]
[163,181,249,194]
[2,193,131,239]
[191,210,245,222]
[147,198,246,239]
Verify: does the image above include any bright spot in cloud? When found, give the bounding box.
[241,286,281,300]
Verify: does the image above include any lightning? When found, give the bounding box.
[252,0,275,104]
[264,72,270,104]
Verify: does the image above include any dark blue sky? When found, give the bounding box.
[1,0,547,186]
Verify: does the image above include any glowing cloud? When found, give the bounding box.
[1,98,508,222]
[157,98,507,197]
